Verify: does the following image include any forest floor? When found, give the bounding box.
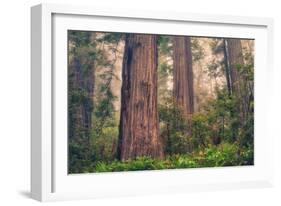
[77,143,253,173]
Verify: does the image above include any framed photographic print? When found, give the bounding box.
[31,3,274,201]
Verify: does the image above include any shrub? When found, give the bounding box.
[158,98,191,155]
[87,143,253,173]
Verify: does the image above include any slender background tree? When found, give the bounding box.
[173,36,194,118]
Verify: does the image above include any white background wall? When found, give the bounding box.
[0,0,280,205]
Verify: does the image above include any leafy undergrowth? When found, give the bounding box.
[78,143,253,173]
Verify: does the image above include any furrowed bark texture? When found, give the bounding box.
[173,36,194,117]
[118,34,164,161]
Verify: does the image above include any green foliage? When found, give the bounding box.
[235,54,254,147]
[69,31,91,47]
[89,33,122,163]
[200,89,241,144]
[191,113,210,148]
[78,143,253,173]
[207,59,224,80]
[158,98,191,155]
[158,85,253,159]
[242,52,254,81]
[91,125,118,162]
[199,143,252,167]
[159,62,172,75]
[157,36,172,56]
[157,35,172,76]
[97,33,124,44]
[157,35,173,104]
[68,141,92,173]
[68,31,122,173]
[68,31,96,173]
[191,38,205,62]
[69,88,93,107]
[90,69,118,163]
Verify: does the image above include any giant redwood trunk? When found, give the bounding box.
[117,34,164,161]
[173,36,194,117]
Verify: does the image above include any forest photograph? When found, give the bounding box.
[68,30,254,174]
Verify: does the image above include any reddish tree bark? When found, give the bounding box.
[117,34,164,161]
[173,36,194,117]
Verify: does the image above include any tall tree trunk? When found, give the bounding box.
[117,34,164,161]
[225,38,250,142]
[223,39,232,96]
[173,36,194,118]
[225,39,244,94]
[68,35,95,147]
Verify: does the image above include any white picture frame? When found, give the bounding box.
[31,3,274,202]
